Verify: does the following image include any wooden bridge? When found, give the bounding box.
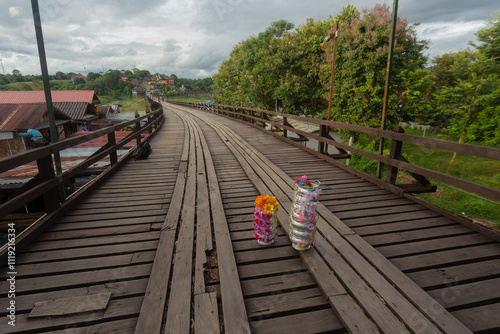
[1,100,500,333]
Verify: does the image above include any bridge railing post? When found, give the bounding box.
[385,127,404,184]
[250,110,255,125]
[108,131,118,166]
[283,116,288,138]
[36,155,60,213]
[148,114,153,134]
[135,115,142,146]
[318,117,326,154]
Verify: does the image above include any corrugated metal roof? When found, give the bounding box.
[97,105,111,116]
[53,102,90,120]
[0,90,100,104]
[0,104,47,130]
[0,103,70,131]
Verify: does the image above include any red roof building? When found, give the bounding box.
[0,103,70,131]
[0,103,72,158]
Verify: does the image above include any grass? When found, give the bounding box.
[402,138,500,224]
[348,128,500,225]
[98,96,146,115]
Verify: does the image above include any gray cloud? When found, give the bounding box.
[0,0,498,78]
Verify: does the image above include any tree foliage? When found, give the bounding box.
[213,3,428,130]
[427,11,500,145]
[213,4,499,147]
[321,4,428,128]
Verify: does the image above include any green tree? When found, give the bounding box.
[214,20,295,109]
[474,10,500,68]
[87,72,101,81]
[73,77,86,85]
[320,4,428,128]
[55,71,67,80]
[275,18,334,114]
[123,86,132,97]
[428,12,500,145]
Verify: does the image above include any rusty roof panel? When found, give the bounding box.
[0,104,47,130]
[0,91,100,104]
[0,103,70,131]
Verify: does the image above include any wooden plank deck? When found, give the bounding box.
[1,102,499,333]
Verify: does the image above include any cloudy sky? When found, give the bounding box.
[0,0,498,78]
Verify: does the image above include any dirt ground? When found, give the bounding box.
[472,217,500,233]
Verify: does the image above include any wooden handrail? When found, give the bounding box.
[170,100,500,202]
[186,101,500,161]
[0,103,164,221]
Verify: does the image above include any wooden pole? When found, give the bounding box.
[31,0,65,202]
[325,23,339,156]
[377,0,399,178]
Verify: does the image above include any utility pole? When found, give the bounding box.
[0,59,5,74]
[376,0,399,179]
[31,0,65,199]
[323,22,339,155]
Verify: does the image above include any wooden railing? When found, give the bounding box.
[0,102,163,257]
[169,100,500,203]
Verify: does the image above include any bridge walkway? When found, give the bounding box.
[1,102,499,333]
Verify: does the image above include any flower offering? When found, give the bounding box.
[253,195,279,245]
[289,175,321,250]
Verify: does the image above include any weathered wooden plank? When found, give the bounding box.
[364,225,474,246]
[132,107,190,334]
[249,308,344,334]
[44,317,138,334]
[29,292,111,318]
[194,293,220,334]
[57,209,167,223]
[37,224,152,241]
[0,296,143,334]
[232,236,293,252]
[0,264,152,295]
[240,272,315,296]
[14,251,155,277]
[134,182,184,333]
[164,117,197,333]
[24,231,160,252]
[49,215,166,231]
[407,259,500,289]
[334,204,428,219]
[0,278,147,314]
[194,117,212,296]
[351,216,454,236]
[184,110,251,334]
[377,233,493,258]
[234,245,298,264]
[344,210,441,227]
[72,198,169,210]
[64,203,165,216]
[20,241,158,266]
[245,287,329,318]
[392,244,500,272]
[428,277,500,309]
[452,303,500,333]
